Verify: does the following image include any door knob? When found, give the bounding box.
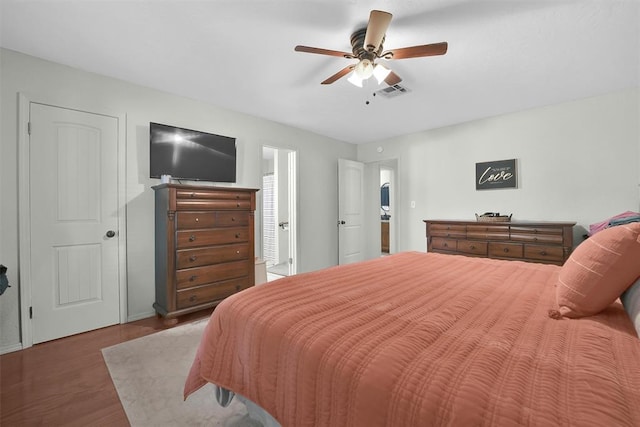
[106,230,116,238]
[338,220,346,225]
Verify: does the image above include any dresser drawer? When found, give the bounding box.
[488,242,523,259]
[466,225,509,240]
[176,243,250,269]
[176,189,251,200]
[177,211,249,229]
[431,237,458,251]
[510,226,563,235]
[177,212,216,229]
[428,224,466,238]
[457,240,488,256]
[509,233,564,245]
[176,277,250,309]
[215,211,249,227]
[175,190,251,210]
[176,259,250,289]
[176,227,249,249]
[524,244,564,263]
[176,199,251,210]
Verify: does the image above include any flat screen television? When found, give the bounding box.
[150,122,236,182]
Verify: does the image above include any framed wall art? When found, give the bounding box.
[475,159,517,190]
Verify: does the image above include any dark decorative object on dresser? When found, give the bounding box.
[424,219,576,265]
[153,184,258,324]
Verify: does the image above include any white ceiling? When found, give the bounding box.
[1,0,638,144]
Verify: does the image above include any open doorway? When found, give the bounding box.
[379,164,395,256]
[262,146,297,280]
[361,159,398,260]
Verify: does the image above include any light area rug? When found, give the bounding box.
[102,319,259,427]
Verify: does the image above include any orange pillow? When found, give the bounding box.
[557,222,640,318]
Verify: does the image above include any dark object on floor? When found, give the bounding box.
[0,264,10,296]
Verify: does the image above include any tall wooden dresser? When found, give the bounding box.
[424,219,576,266]
[153,184,258,322]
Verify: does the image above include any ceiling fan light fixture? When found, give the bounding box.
[355,58,374,80]
[347,71,363,87]
[373,64,391,84]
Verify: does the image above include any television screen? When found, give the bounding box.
[150,122,236,182]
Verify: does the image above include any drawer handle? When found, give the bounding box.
[189,234,196,242]
[503,248,509,253]
[189,295,197,302]
[195,217,199,222]
[189,256,197,262]
[235,233,240,238]
[190,192,195,198]
[231,217,235,222]
[236,203,240,207]
[540,250,547,256]
[236,250,240,254]
[443,243,448,248]
[235,285,241,291]
[533,237,538,242]
[189,275,197,281]
[446,233,450,237]
[470,245,476,250]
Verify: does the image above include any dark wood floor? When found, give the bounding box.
[0,309,214,426]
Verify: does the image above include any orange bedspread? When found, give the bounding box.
[184,252,640,426]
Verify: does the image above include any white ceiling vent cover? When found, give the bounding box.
[375,84,411,98]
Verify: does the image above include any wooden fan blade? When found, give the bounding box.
[321,65,355,85]
[364,10,392,52]
[385,42,448,60]
[384,71,402,86]
[295,45,354,59]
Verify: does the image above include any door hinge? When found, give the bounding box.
[29,306,33,319]
[288,257,293,265]
[27,122,31,135]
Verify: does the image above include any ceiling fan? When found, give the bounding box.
[294,10,448,87]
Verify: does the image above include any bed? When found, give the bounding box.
[184,223,640,426]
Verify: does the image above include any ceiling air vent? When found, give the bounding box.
[375,84,411,99]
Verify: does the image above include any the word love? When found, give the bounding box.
[478,167,514,185]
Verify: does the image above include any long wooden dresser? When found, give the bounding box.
[424,219,576,265]
[153,184,258,322]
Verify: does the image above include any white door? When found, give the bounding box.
[276,149,290,269]
[29,103,120,344]
[286,150,297,274]
[338,159,365,265]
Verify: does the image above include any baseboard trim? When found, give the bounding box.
[1,343,24,355]
[127,311,156,323]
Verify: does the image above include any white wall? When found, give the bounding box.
[0,48,356,351]
[2,47,638,352]
[358,88,640,253]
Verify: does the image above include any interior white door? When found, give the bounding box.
[338,158,365,265]
[276,149,290,269]
[286,150,297,275]
[29,103,120,344]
